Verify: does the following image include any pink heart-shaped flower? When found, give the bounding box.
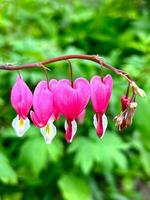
[54,78,90,121]
[54,77,90,142]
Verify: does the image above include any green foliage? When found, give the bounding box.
[19,137,48,176]
[0,0,150,199]
[68,131,129,174]
[58,174,91,200]
[0,153,17,184]
[19,126,64,176]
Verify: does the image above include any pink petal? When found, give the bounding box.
[11,75,32,119]
[30,111,46,128]
[54,78,90,120]
[49,79,60,120]
[31,81,53,126]
[49,79,58,91]
[90,75,113,114]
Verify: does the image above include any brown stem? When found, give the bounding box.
[125,82,130,98]
[0,54,133,83]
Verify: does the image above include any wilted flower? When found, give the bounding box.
[90,75,113,138]
[114,96,138,131]
[126,102,137,127]
[11,75,32,137]
[54,78,90,142]
[114,113,126,131]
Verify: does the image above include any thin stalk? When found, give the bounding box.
[67,60,73,87]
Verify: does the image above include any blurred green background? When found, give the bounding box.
[0,0,150,199]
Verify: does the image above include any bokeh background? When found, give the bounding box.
[0,0,150,199]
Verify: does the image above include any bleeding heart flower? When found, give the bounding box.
[30,81,56,144]
[54,78,90,142]
[90,75,113,138]
[49,79,60,120]
[11,75,32,137]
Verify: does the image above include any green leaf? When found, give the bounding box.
[140,150,150,176]
[68,130,128,173]
[0,153,17,184]
[58,174,91,200]
[93,132,128,171]
[46,136,64,162]
[68,137,99,174]
[19,137,47,176]
[131,138,150,176]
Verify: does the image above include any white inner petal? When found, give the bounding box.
[93,114,97,129]
[40,119,56,144]
[12,115,30,137]
[93,114,108,138]
[101,114,108,138]
[64,120,68,131]
[64,120,77,142]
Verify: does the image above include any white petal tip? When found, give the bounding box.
[93,114,108,138]
[12,116,30,137]
[40,121,56,144]
[45,140,51,144]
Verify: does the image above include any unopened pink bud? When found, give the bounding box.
[121,96,130,111]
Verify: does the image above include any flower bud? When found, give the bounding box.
[121,96,130,111]
[131,81,146,98]
[129,102,138,109]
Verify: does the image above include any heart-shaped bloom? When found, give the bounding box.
[90,75,113,138]
[49,79,60,120]
[54,78,90,142]
[11,75,32,137]
[30,81,56,144]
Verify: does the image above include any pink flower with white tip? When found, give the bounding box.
[11,75,32,137]
[49,79,60,120]
[54,78,90,143]
[30,81,56,144]
[90,75,113,138]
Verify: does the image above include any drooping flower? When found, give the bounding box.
[30,81,56,144]
[11,75,32,137]
[49,79,60,120]
[114,96,137,131]
[90,75,113,138]
[54,78,90,142]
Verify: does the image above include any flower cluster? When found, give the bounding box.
[114,95,137,131]
[11,74,113,144]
